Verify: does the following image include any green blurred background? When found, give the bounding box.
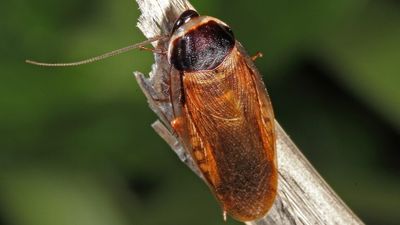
[1,0,399,224]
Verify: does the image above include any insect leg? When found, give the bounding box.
[168,68,186,136]
[138,46,167,55]
[251,52,263,61]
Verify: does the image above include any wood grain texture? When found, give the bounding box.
[134,0,364,224]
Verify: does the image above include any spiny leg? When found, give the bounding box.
[251,52,263,61]
[138,46,167,55]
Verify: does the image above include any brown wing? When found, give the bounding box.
[179,43,277,222]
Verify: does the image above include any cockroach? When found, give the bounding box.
[26,9,277,222]
[167,10,277,221]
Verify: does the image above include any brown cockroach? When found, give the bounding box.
[167,10,277,221]
[26,9,277,222]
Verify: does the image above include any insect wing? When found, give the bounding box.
[177,44,277,221]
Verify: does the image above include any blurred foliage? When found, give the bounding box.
[0,0,399,225]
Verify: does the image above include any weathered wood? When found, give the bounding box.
[134,0,364,224]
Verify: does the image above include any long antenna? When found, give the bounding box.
[25,35,168,67]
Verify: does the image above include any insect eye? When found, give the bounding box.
[171,10,199,34]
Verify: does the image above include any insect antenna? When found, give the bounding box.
[25,35,168,67]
